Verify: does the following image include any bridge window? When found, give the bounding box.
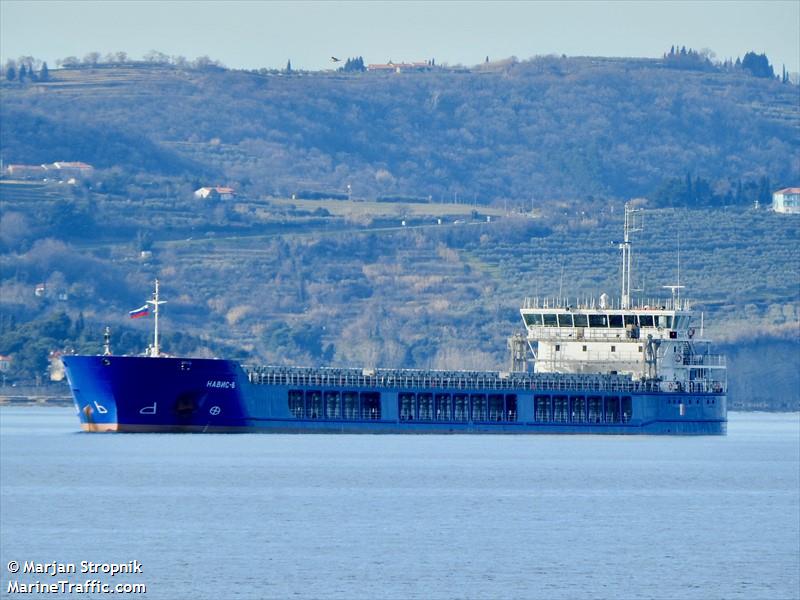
[288,390,304,418]
[361,392,381,420]
[609,314,623,328]
[399,393,415,420]
[418,393,433,420]
[588,396,602,423]
[639,314,654,327]
[471,394,488,421]
[524,313,542,326]
[558,314,574,327]
[506,395,518,422]
[542,313,558,327]
[454,394,469,421]
[535,395,551,422]
[604,396,620,423]
[553,395,569,422]
[624,315,637,327]
[324,391,341,419]
[657,315,673,328]
[343,391,359,419]
[589,314,608,327]
[435,394,452,420]
[305,391,322,419]
[573,314,588,327]
[582,345,587,351]
[621,396,632,423]
[570,396,586,422]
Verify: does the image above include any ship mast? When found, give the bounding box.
[146,279,167,357]
[619,203,642,309]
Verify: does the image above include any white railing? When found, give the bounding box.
[244,365,667,393]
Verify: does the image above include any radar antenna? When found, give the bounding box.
[662,232,685,309]
[618,202,643,309]
[146,279,167,357]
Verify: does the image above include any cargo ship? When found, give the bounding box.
[63,204,727,434]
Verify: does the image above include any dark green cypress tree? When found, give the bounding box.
[684,171,693,204]
[40,61,49,81]
[758,176,771,205]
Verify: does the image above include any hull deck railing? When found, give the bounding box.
[244,366,726,394]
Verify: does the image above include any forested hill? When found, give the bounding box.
[1,55,798,204]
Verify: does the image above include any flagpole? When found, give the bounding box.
[154,279,159,357]
[146,279,167,357]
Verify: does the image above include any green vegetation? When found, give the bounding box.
[1,55,797,204]
[0,178,797,407]
[0,52,797,408]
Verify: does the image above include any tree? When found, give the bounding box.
[193,55,218,69]
[342,56,365,72]
[286,59,292,73]
[684,171,693,203]
[18,64,26,81]
[39,62,49,81]
[758,176,771,205]
[741,52,774,78]
[83,51,101,66]
[5,65,15,81]
[144,50,169,64]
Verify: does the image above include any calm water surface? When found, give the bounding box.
[1,408,798,600]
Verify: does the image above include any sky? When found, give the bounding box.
[1,0,798,73]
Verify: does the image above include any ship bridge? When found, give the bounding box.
[521,295,696,343]
[515,203,726,394]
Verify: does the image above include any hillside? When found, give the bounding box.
[0,56,798,409]
[0,177,797,408]
[1,57,798,203]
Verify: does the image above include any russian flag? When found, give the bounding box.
[129,305,150,319]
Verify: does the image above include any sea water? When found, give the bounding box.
[1,408,798,600]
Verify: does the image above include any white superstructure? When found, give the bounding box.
[519,203,726,394]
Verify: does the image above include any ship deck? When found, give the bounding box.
[244,365,671,393]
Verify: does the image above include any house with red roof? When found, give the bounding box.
[194,186,237,200]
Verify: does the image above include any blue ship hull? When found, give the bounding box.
[62,355,727,435]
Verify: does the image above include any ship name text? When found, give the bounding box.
[207,380,236,389]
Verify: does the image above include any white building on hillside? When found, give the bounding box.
[772,188,800,214]
[194,186,236,200]
[5,164,48,179]
[51,162,94,178]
